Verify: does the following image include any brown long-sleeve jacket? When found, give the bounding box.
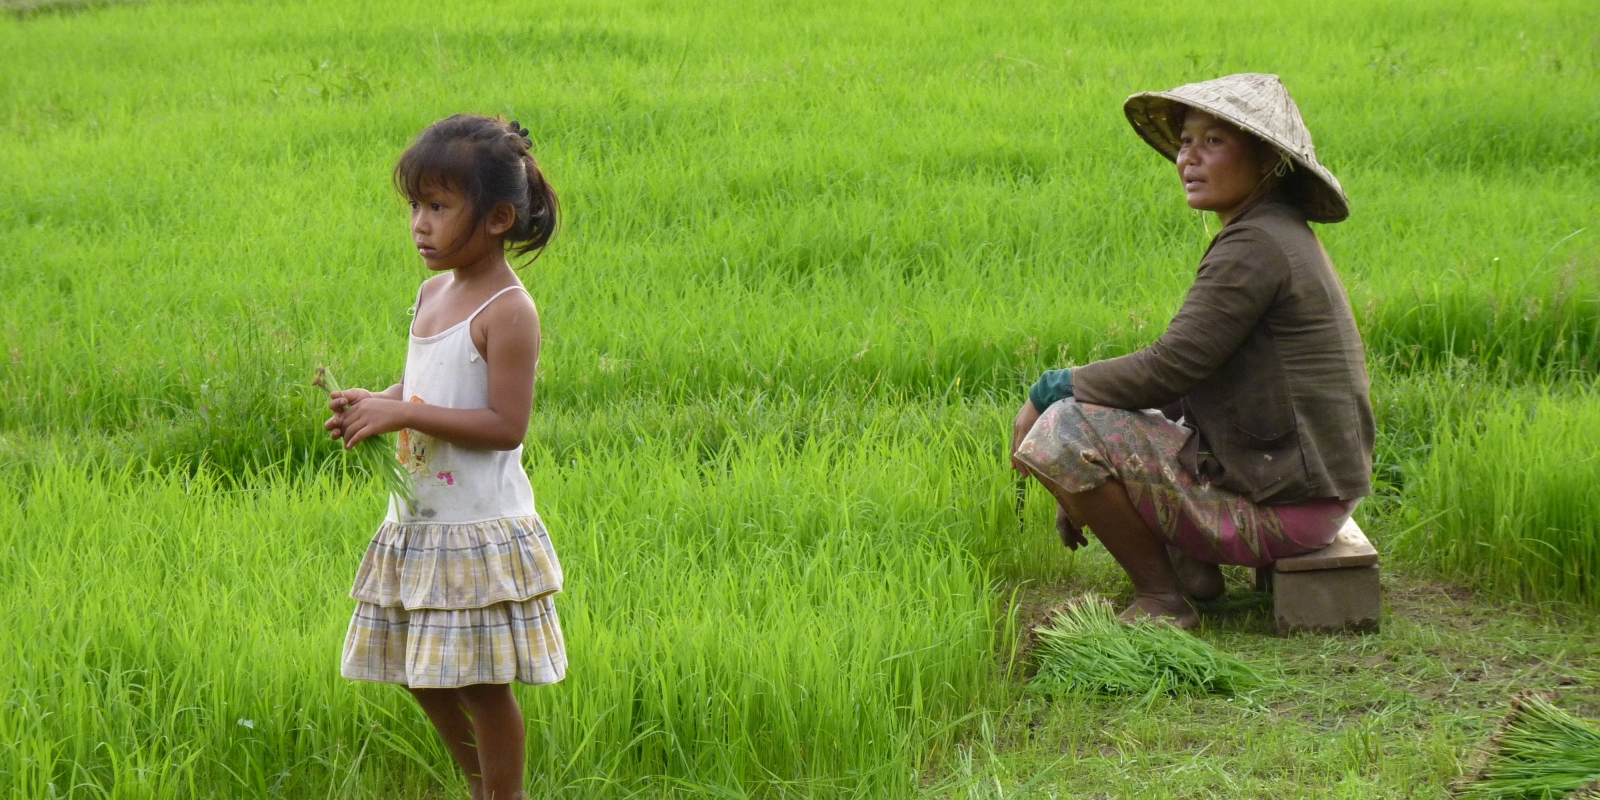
[1072,193,1375,504]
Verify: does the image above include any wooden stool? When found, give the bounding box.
[1253,518,1380,635]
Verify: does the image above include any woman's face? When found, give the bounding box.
[1175,109,1274,219]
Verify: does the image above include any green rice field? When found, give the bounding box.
[2,0,1598,796]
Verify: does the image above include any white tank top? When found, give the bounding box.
[384,284,538,525]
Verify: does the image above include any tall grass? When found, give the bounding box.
[0,405,1021,797]
[2,0,1599,795]
[1394,390,1600,605]
[0,0,1596,474]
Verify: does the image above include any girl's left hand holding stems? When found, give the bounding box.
[324,386,404,447]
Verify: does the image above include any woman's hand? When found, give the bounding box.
[1009,399,1042,475]
[1056,503,1089,550]
[332,397,412,448]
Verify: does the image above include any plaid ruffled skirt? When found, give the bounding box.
[340,514,567,688]
[1015,400,1356,568]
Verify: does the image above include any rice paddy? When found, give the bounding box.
[2,0,1598,796]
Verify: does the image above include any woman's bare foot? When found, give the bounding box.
[1167,546,1226,601]
[1117,593,1199,629]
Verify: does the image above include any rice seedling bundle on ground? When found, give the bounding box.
[1029,595,1265,701]
[1455,691,1600,800]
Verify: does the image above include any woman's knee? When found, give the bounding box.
[1043,477,1117,517]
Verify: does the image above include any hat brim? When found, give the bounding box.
[1124,92,1349,224]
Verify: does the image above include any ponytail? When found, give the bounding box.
[508,145,559,261]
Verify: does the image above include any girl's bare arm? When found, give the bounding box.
[335,295,539,451]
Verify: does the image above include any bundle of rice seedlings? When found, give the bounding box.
[1028,594,1264,702]
[313,366,416,510]
[1455,691,1600,800]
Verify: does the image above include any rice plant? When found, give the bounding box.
[2,0,1596,476]
[1456,692,1600,800]
[1394,390,1600,605]
[312,366,416,510]
[2,0,1599,795]
[0,403,1014,798]
[1029,595,1265,702]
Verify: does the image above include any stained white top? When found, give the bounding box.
[384,284,538,525]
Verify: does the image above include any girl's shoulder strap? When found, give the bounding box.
[407,277,447,334]
[465,284,530,326]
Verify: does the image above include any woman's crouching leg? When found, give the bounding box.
[1041,475,1199,629]
[1016,401,1200,627]
[1166,546,1226,602]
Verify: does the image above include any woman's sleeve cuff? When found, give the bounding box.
[1028,368,1073,410]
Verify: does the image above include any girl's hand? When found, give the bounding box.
[1010,399,1042,475]
[336,397,411,448]
[324,388,376,442]
[329,388,375,412]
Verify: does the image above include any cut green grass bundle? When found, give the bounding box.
[313,366,415,510]
[1028,595,1265,702]
[1456,691,1600,800]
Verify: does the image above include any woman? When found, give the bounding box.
[1010,74,1375,629]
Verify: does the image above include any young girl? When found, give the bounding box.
[325,114,563,800]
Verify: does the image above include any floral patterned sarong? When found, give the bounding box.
[1015,400,1356,568]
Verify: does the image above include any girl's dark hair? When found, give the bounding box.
[394,114,559,262]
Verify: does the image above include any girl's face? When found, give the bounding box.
[1175,110,1275,221]
[408,183,512,271]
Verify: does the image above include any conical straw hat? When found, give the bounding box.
[1124,73,1349,223]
